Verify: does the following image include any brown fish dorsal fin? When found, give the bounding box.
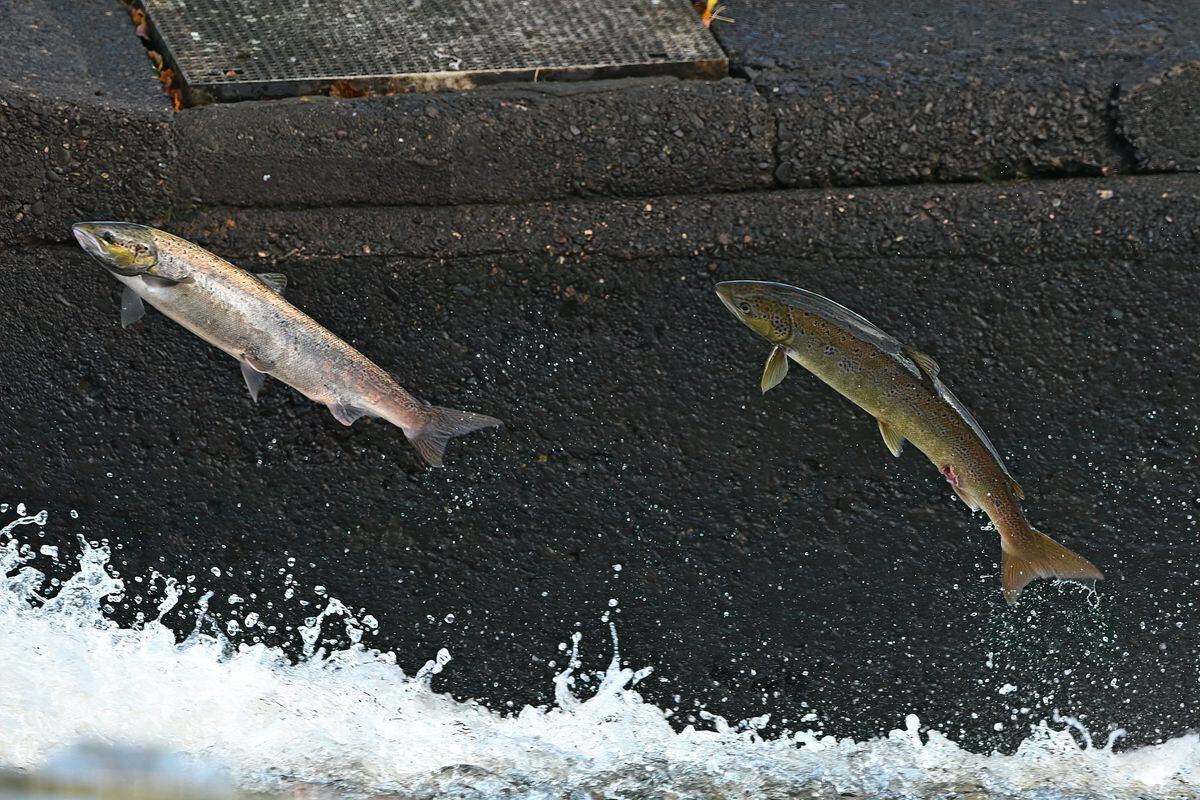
[255,272,288,295]
[1008,477,1025,500]
[877,418,905,457]
[760,346,789,393]
[905,348,940,378]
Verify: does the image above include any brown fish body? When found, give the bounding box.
[717,280,1102,603]
[74,222,500,466]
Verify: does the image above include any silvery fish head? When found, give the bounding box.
[715,280,794,344]
[73,222,160,276]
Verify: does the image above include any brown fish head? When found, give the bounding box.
[715,280,793,344]
[73,222,160,277]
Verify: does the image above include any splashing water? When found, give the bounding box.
[1,510,1198,799]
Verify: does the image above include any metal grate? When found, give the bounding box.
[138,0,727,104]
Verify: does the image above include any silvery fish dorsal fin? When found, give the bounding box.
[255,272,288,295]
[877,418,905,457]
[931,376,1020,487]
[905,348,940,378]
[240,361,268,403]
[760,346,789,393]
[120,286,145,328]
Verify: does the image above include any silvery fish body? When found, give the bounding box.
[74,222,500,466]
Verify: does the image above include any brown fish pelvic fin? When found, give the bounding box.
[407,405,503,467]
[1000,526,1103,604]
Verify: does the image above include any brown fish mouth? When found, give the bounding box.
[714,282,745,317]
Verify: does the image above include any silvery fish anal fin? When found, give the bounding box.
[240,361,268,403]
[877,418,905,457]
[120,287,145,328]
[760,346,789,393]
[329,402,369,426]
[255,273,288,295]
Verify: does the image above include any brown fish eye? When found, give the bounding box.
[738,302,752,314]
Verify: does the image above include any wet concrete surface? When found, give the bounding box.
[2,175,1197,751]
[3,1,1198,245]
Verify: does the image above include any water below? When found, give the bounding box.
[2,508,1199,799]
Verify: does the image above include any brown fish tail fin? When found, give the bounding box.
[1000,527,1103,604]
[408,405,502,467]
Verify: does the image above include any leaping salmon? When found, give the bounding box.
[73,221,501,467]
[716,279,1102,603]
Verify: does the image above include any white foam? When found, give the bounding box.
[1,510,1197,799]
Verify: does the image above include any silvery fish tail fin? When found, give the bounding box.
[409,406,502,467]
[1000,527,1103,604]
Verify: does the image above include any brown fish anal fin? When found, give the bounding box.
[877,418,905,457]
[240,361,268,403]
[329,402,369,427]
[120,286,145,328]
[255,272,288,295]
[761,346,789,393]
[408,405,503,467]
[952,483,981,511]
[1000,527,1103,604]
[905,348,940,378]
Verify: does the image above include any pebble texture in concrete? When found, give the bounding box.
[715,0,1200,185]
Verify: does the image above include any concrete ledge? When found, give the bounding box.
[1121,61,1200,172]
[171,174,1200,266]
[766,71,1120,186]
[174,79,774,208]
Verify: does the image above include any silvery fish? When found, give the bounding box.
[716,280,1102,603]
[73,221,501,467]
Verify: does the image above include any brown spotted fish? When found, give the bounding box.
[716,279,1102,603]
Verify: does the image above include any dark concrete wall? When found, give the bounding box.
[3,176,1197,751]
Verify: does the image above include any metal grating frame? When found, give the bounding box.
[138,0,728,105]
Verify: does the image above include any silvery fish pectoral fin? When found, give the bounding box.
[407,406,503,468]
[240,361,268,403]
[1001,527,1104,604]
[761,346,789,393]
[877,419,905,457]
[120,286,145,328]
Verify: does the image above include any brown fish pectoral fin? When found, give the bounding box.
[240,361,268,403]
[120,286,145,328]
[877,419,905,457]
[329,402,370,427]
[905,348,940,378]
[254,272,288,295]
[760,346,789,393]
[1000,528,1103,604]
